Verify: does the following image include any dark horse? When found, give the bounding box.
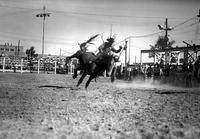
[66,51,116,88]
[66,50,96,80]
[84,53,117,88]
[65,34,124,88]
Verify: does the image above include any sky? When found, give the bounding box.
[0,0,200,63]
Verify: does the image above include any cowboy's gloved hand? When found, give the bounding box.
[114,55,119,62]
[124,46,127,50]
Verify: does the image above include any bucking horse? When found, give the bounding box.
[66,35,124,88]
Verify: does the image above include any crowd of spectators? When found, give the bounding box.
[116,56,200,87]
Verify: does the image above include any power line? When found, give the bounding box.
[0,9,37,17]
[48,8,188,20]
[170,22,196,32]
[170,29,197,36]
[189,18,200,26]
[0,3,192,23]
[40,5,189,20]
[130,31,164,38]
[113,31,164,46]
[172,16,196,29]
[0,4,40,10]
[0,30,85,44]
[114,17,199,46]
[0,32,78,46]
[0,3,194,22]
[0,1,192,20]
[0,4,199,50]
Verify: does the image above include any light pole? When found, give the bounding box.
[36,6,51,57]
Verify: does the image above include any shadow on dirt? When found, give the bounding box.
[38,85,80,90]
[154,91,188,94]
[39,85,68,89]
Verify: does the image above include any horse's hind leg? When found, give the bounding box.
[77,71,87,87]
[111,66,116,83]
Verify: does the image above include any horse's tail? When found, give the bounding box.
[86,34,100,44]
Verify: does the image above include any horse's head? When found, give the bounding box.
[79,42,87,52]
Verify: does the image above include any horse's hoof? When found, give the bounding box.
[73,75,77,79]
[76,84,80,88]
[111,78,115,83]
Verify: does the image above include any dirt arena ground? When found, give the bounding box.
[0,72,200,139]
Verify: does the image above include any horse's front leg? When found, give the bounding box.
[73,68,78,79]
[73,65,83,79]
[85,75,95,89]
[76,71,87,87]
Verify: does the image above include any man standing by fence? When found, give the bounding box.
[194,56,200,82]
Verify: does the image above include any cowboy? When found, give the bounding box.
[98,37,122,55]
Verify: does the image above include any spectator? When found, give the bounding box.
[194,56,200,81]
[147,65,153,78]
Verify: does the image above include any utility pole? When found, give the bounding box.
[135,56,137,64]
[110,24,113,38]
[158,18,173,48]
[124,40,128,79]
[59,48,61,57]
[128,37,131,65]
[158,18,173,64]
[36,6,51,57]
[17,40,20,57]
[165,18,168,48]
[59,48,61,62]
[125,40,128,66]
[196,9,200,59]
[197,9,200,21]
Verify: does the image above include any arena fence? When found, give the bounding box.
[0,56,75,74]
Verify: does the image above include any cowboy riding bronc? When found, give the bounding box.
[98,37,122,56]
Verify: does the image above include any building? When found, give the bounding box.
[0,43,25,57]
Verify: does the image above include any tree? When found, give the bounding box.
[149,35,175,64]
[25,46,38,72]
[154,36,175,50]
[26,46,38,58]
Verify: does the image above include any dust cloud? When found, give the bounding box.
[114,79,200,92]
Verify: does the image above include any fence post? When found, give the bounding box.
[70,61,72,74]
[20,58,23,73]
[2,57,5,72]
[54,61,57,74]
[38,59,40,74]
